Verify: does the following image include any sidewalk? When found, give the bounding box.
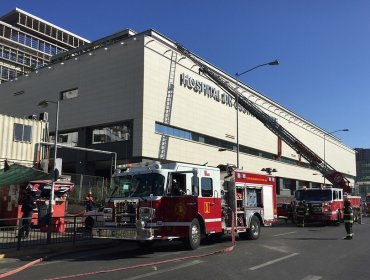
[0,238,117,259]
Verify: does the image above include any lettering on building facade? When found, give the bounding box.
[180,73,254,116]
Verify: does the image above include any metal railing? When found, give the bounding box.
[0,215,93,250]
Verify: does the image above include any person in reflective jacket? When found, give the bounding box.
[343,199,354,240]
[296,201,308,227]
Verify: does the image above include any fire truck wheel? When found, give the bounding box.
[85,216,94,230]
[184,219,201,250]
[239,216,260,240]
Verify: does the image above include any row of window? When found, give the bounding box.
[0,47,46,69]
[0,66,22,80]
[51,123,131,147]
[92,125,130,144]
[155,122,313,170]
[19,13,86,48]
[10,33,64,55]
[1,23,65,56]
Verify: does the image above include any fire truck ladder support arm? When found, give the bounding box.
[175,43,350,193]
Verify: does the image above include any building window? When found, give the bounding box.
[155,122,316,170]
[92,124,130,144]
[60,88,78,100]
[50,131,78,147]
[201,177,213,197]
[14,123,32,142]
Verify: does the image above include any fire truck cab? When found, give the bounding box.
[92,162,276,250]
[294,188,362,225]
[294,188,344,224]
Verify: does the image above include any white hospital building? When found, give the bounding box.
[0,26,356,197]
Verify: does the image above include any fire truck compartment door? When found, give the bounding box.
[263,186,274,220]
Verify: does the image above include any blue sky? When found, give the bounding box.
[1,0,369,148]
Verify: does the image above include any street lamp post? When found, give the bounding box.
[235,60,279,168]
[38,100,60,241]
[323,128,349,185]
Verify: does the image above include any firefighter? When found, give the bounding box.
[84,191,95,212]
[343,199,354,240]
[296,201,308,227]
[287,201,294,223]
[19,186,36,238]
[172,179,185,195]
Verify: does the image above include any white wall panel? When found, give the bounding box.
[0,114,47,168]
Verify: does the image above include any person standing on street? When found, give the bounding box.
[20,186,36,238]
[84,191,95,212]
[343,199,354,240]
[296,201,308,227]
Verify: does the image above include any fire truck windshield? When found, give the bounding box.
[295,189,333,202]
[111,173,165,198]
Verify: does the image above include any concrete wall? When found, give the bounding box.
[141,34,355,186]
[0,36,144,159]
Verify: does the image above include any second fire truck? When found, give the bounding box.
[92,162,276,249]
[293,187,361,225]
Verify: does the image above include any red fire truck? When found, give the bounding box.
[92,162,276,249]
[294,188,361,225]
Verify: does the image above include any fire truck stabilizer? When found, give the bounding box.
[92,162,277,250]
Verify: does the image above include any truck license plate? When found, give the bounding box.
[95,229,137,239]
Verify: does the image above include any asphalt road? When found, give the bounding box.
[3,218,370,280]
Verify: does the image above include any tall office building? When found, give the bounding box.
[0,8,89,84]
[355,148,370,196]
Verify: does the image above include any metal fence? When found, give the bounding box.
[65,173,109,214]
[0,215,92,250]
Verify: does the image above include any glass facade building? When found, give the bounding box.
[355,148,370,181]
[355,148,370,197]
[0,8,89,83]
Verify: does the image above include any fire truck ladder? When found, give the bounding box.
[175,43,350,192]
[159,51,178,160]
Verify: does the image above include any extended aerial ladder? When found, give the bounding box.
[158,51,178,160]
[175,43,351,193]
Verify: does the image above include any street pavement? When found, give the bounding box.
[1,217,370,280]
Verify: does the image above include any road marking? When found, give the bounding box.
[124,260,204,280]
[260,245,289,253]
[155,251,183,258]
[249,253,299,271]
[273,231,297,237]
[301,275,322,280]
